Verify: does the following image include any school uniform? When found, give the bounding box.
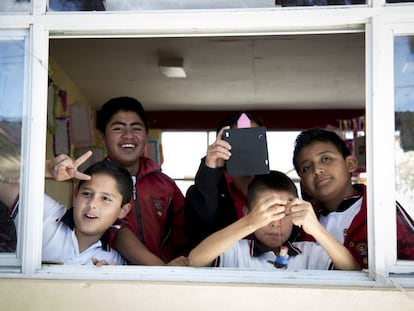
[303,184,414,269]
[42,194,125,265]
[216,239,334,270]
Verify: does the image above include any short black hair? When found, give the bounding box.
[78,161,132,206]
[246,170,298,210]
[215,112,265,134]
[292,128,351,174]
[96,96,148,133]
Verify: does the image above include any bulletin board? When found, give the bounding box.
[53,117,71,156]
[69,103,94,147]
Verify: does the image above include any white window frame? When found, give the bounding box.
[0,29,29,268]
[0,0,413,288]
[370,17,414,277]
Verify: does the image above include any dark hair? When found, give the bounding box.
[78,161,132,206]
[292,128,351,174]
[96,96,148,133]
[215,112,264,134]
[246,170,298,210]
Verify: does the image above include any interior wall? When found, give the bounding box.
[46,58,93,206]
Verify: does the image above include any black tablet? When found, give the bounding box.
[222,126,270,177]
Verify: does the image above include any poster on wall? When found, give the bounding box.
[69,103,94,147]
[53,117,70,156]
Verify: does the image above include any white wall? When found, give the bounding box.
[0,279,413,310]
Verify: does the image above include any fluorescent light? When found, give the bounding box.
[159,58,187,78]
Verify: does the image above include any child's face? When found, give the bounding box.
[295,141,357,204]
[102,110,147,170]
[73,173,129,240]
[253,190,293,250]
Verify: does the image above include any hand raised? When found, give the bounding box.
[205,126,232,169]
[47,151,92,181]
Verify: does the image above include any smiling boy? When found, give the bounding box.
[96,97,188,264]
[292,128,414,269]
[0,160,132,265]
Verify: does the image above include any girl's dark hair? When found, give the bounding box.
[96,96,148,133]
[246,170,298,210]
[78,161,132,206]
[292,128,351,174]
[215,112,264,134]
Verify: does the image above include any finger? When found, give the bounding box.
[95,260,109,266]
[207,147,231,160]
[73,151,93,180]
[74,171,91,181]
[216,126,230,141]
[74,151,93,167]
[53,153,71,164]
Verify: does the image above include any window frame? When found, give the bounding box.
[0,0,413,288]
[372,19,414,276]
[0,29,30,268]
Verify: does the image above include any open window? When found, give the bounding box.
[0,2,413,292]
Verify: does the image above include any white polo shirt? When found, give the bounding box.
[319,197,363,244]
[217,239,333,270]
[42,194,125,265]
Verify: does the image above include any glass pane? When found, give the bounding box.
[161,130,302,195]
[386,0,414,3]
[161,131,207,179]
[394,35,414,220]
[0,37,25,254]
[47,0,364,12]
[0,0,31,12]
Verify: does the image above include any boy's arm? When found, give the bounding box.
[289,198,360,270]
[188,193,287,267]
[0,152,93,211]
[114,227,167,265]
[0,182,19,208]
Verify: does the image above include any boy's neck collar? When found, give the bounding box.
[250,237,301,258]
[320,184,363,216]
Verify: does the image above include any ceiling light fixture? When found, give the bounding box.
[159,58,187,78]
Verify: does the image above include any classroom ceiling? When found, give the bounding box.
[49,32,365,112]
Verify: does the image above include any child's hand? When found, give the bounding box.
[92,257,116,266]
[47,151,92,181]
[287,198,320,235]
[167,256,189,266]
[205,126,231,169]
[247,192,287,229]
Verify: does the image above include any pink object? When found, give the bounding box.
[237,113,251,128]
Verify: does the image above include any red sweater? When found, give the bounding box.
[109,156,188,262]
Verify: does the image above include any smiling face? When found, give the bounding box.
[102,110,147,175]
[252,190,293,251]
[295,141,357,211]
[73,173,129,245]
